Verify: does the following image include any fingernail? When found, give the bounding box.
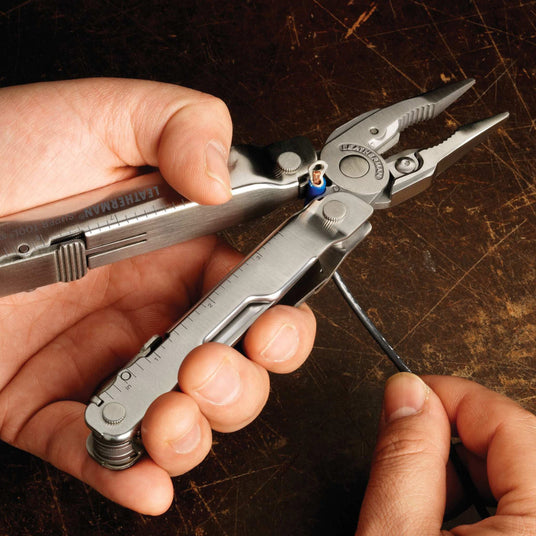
[383,372,429,423]
[194,357,242,405]
[205,140,232,199]
[170,423,201,454]
[260,323,299,363]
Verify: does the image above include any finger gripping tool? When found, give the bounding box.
[0,80,508,470]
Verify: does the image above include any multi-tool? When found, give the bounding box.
[0,79,508,470]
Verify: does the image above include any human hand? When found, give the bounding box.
[355,373,536,535]
[0,79,316,514]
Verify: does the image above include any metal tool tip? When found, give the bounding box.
[463,77,476,87]
[442,77,475,97]
[494,111,510,123]
[467,111,509,134]
[421,78,476,117]
[424,111,509,178]
[447,77,476,90]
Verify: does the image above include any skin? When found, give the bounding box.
[356,374,536,535]
[2,79,534,531]
[0,79,316,515]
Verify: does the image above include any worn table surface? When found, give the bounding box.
[1,1,535,535]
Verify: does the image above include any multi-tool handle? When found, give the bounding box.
[0,137,316,297]
[85,190,373,469]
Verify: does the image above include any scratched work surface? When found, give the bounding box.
[0,1,535,535]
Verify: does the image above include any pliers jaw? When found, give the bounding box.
[379,112,510,209]
[319,79,509,209]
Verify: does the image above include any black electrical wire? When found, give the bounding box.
[332,270,490,520]
[332,271,411,373]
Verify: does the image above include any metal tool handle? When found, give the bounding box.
[0,138,316,297]
[85,190,373,470]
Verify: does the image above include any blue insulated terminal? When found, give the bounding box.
[306,160,328,201]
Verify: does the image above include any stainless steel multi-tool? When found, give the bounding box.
[0,79,508,470]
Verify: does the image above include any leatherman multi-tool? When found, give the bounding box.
[0,79,508,470]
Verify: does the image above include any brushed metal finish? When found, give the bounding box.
[82,79,508,470]
[85,191,373,469]
[0,138,316,297]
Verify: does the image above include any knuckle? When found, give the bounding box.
[197,94,231,124]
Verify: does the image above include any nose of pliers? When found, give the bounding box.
[319,79,509,209]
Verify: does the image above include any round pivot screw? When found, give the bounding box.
[277,151,302,174]
[322,200,347,223]
[339,155,370,178]
[395,156,418,174]
[102,402,127,425]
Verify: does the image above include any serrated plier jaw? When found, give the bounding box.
[319,79,508,209]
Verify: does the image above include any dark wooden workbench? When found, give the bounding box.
[1,1,535,534]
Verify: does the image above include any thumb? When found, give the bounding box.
[156,90,233,205]
[356,373,451,536]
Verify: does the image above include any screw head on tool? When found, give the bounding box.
[102,402,126,425]
[322,200,347,222]
[277,151,302,174]
[395,156,418,174]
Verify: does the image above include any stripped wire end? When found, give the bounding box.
[306,160,328,201]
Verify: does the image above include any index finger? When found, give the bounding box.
[424,375,536,518]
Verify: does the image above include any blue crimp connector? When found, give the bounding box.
[305,160,328,201]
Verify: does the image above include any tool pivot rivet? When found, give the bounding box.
[395,157,418,173]
[339,155,370,178]
[102,402,127,425]
[322,200,347,222]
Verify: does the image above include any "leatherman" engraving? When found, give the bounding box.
[81,186,160,219]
